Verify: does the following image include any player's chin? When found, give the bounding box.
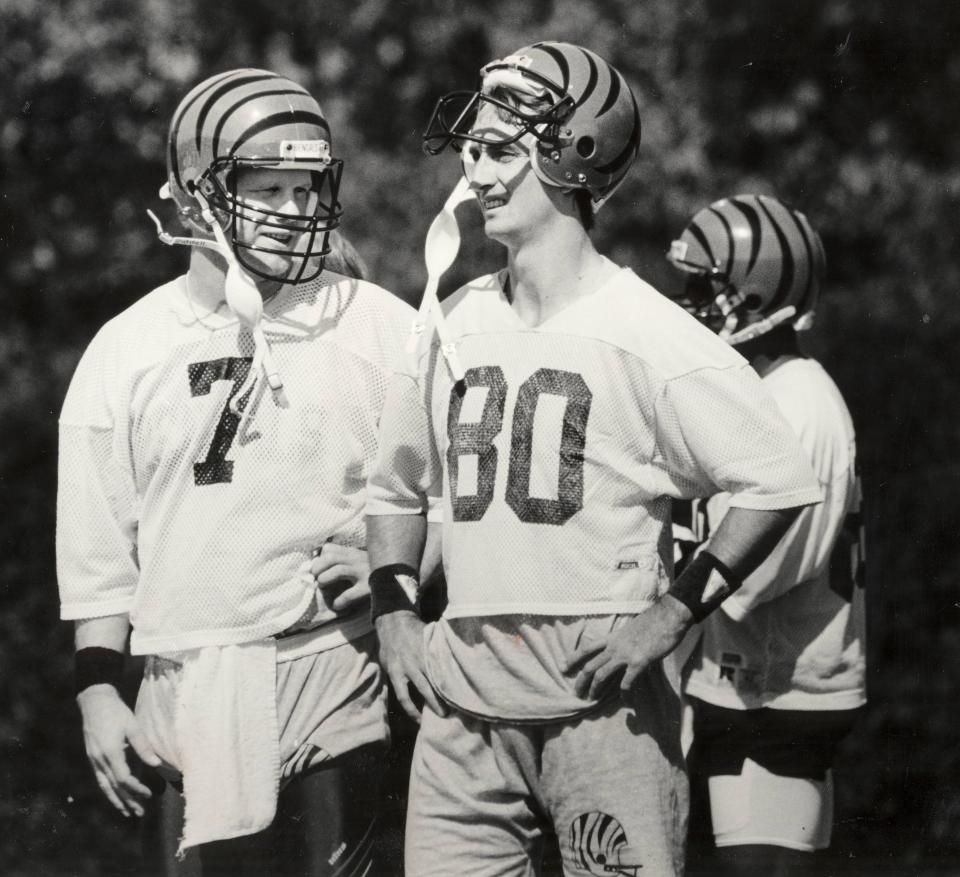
[481,213,516,243]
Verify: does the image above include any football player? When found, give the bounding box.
[57,69,422,876]
[667,195,867,876]
[364,42,824,876]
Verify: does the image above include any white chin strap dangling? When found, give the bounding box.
[408,176,473,382]
[147,185,285,420]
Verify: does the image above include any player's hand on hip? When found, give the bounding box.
[374,611,447,723]
[569,596,695,701]
[76,684,161,817]
[310,542,371,614]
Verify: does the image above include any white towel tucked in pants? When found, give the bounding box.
[175,639,280,853]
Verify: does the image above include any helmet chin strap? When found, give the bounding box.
[148,186,287,428]
[408,176,473,382]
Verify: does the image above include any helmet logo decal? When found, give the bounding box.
[568,810,644,875]
[669,240,688,262]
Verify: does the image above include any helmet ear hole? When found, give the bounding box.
[743,293,763,311]
[576,136,596,158]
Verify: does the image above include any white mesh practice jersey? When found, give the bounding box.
[368,268,822,619]
[684,356,866,710]
[58,272,413,655]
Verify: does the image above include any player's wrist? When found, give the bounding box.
[75,646,124,697]
[369,563,420,623]
[659,592,695,629]
[666,550,742,623]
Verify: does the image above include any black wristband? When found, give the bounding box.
[75,646,124,696]
[369,563,419,622]
[667,550,742,623]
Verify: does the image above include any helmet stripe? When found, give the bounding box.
[689,215,719,269]
[594,812,615,849]
[593,96,639,176]
[571,816,584,864]
[535,42,571,92]
[230,110,329,156]
[194,72,280,155]
[211,88,320,160]
[574,49,599,109]
[756,198,795,311]
[784,208,818,315]
[583,812,601,856]
[729,197,763,274]
[169,69,240,194]
[597,62,621,116]
[709,207,736,279]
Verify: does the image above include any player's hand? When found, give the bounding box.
[569,596,695,700]
[374,611,447,723]
[310,542,371,614]
[76,684,161,817]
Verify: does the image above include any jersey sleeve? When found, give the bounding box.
[653,363,823,510]
[718,380,856,619]
[365,344,443,518]
[57,330,140,620]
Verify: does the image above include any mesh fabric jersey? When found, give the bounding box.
[58,271,412,655]
[684,356,867,711]
[367,265,822,720]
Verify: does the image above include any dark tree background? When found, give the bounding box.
[2,1,958,873]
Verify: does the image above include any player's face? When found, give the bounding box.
[232,167,318,277]
[461,104,554,243]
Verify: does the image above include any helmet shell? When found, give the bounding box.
[167,69,335,232]
[667,194,826,336]
[164,68,341,282]
[483,42,641,207]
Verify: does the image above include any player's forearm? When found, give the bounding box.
[367,513,428,572]
[704,505,803,582]
[75,614,131,653]
[420,521,443,586]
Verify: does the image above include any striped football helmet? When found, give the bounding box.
[423,41,641,210]
[666,194,826,345]
[569,811,643,876]
[165,69,342,283]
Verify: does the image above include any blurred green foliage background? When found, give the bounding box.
[2,0,959,873]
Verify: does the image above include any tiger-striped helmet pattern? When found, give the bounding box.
[568,811,643,876]
[423,41,641,210]
[666,194,826,344]
[165,69,342,282]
